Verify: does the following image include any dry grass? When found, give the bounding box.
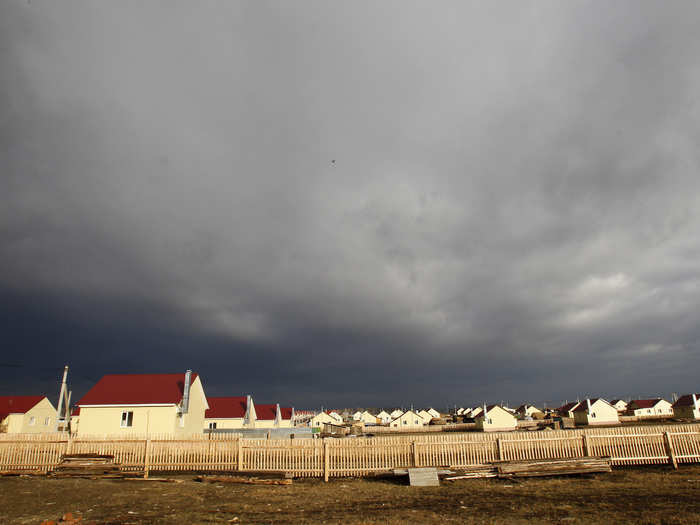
[2,465,700,524]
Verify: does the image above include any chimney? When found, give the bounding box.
[275,403,281,427]
[693,394,699,411]
[245,395,253,426]
[180,370,192,415]
[586,398,592,413]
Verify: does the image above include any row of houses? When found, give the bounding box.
[1,371,295,436]
[311,408,442,429]
[450,395,700,432]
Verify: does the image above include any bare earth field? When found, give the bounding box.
[2,466,700,524]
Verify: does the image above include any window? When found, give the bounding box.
[120,411,133,428]
[29,416,36,426]
[208,422,217,430]
[415,420,419,425]
[44,417,50,426]
[403,420,407,425]
[591,412,596,418]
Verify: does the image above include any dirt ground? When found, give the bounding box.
[2,465,700,524]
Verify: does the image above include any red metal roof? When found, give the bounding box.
[256,403,277,421]
[280,407,293,420]
[77,373,198,406]
[558,402,580,413]
[629,399,663,409]
[573,398,603,412]
[205,397,247,419]
[0,396,46,419]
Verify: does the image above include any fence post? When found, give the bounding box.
[143,437,152,479]
[496,438,503,461]
[236,437,242,472]
[582,434,589,457]
[663,431,678,470]
[65,434,73,456]
[411,441,418,467]
[323,438,329,482]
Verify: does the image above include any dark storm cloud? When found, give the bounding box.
[2,1,700,408]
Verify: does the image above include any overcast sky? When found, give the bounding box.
[2,1,700,410]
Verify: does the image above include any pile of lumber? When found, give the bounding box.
[496,457,611,478]
[51,454,125,478]
[444,465,498,480]
[445,456,611,481]
[195,475,292,485]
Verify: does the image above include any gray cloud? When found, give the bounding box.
[2,1,700,408]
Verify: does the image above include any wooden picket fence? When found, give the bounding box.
[1,423,699,480]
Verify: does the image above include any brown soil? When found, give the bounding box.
[2,465,700,524]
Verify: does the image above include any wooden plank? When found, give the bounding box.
[323,438,329,482]
[663,431,678,470]
[408,467,440,486]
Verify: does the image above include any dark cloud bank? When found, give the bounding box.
[2,1,700,409]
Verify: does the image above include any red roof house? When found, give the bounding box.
[78,373,199,406]
[557,402,580,418]
[0,396,47,420]
[204,395,254,430]
[627,399,673,417]
[74,371,207,436]
[255,403,279,423]
[0,396,56,433]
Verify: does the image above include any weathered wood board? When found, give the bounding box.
[408,467,440,486]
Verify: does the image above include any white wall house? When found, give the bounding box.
[475,405,517,432]
[204,395,254,430]
[390,410,425,428]
[417,410,433,424]
[390,409,403,419]
[76,371,208,436]
[610,399,628,412]
[516,404,544,419]
[311,411,343,429]
[0,396,57,434]
[358,410,377,425]
[627,399,673,418]
[573,398,619,426]
[255,403,284,429]
[376,410,392,424]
